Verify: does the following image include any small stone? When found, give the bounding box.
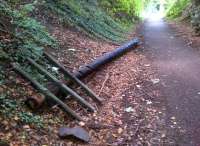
[161,133,166,138]
[14,116,19,121]
[171,116,176,120]
[79,121,85,126]
[117,128,123,134]
[58,127,90,142]
[23,125,30,129]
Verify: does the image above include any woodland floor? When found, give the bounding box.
[1,19,200,146]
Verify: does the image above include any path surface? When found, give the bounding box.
[142,19,200,145]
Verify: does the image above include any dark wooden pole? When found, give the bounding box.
[12,63,82,121]
[44,52,103,104]
[27,58,95,112]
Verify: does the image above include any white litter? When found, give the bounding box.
[124,107,135,113]
[136,85,141,88]
[146,100,152,105]
[52,67,59,73]
[151,78,160,84]
[144,64,150,67]
[68,48,76,52]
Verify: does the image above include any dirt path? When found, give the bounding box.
[141,19,200,145]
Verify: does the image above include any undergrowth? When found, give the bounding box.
[0,0,57,62]
[166,0,200,35]
[43,0,129,43]
[99,0,145,22]
[166,0,190,19]
[0,93,44,128]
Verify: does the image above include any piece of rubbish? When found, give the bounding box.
[68,48,76,52]
[136,85,141,88]
[124,107,135,113]
[52,67,59,73]
[151,78,160,84]
[144,64,150,67]
[146,100,152,105]
[58,127,90,142]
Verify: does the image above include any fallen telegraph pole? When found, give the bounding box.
[74,38,139,78]
[12,38,140,120]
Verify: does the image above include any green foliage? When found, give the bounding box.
[23,64,49,85]
[0,43,9,61]
[0,93,44,127]
[0,94,17,116]
[99,0,145,19]
[0,0,57,61]
[43,0,128,42]
[19,112,44,128]
[166,0,190,18]
[0,65,6,85]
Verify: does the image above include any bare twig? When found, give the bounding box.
[98,73,109,96]
[133,119,144,137]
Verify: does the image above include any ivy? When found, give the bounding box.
[43,0,130,42]
[0,0,57,61]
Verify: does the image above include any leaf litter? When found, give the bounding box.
[0,22,181,145]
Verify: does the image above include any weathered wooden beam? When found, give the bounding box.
[44,52,103,104]
[12,63,82,121]
[27,58,95,112]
